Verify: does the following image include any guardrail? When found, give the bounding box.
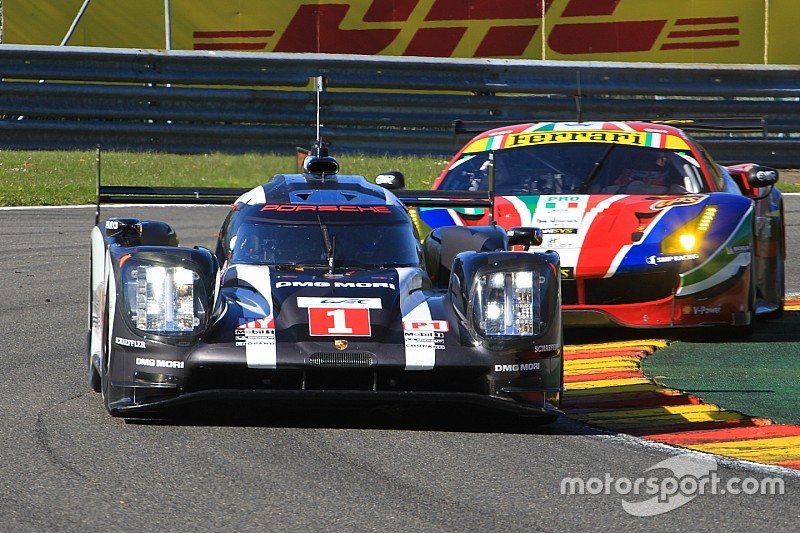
[2,45,800,166]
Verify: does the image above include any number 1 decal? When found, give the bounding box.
[308,307,371,336]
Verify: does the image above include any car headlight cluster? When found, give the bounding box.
[472,270,541,337]
[661,205,718,254]
[122,261,208,336]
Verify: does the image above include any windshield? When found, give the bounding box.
[440,143,709,195]
[230,220,421,268]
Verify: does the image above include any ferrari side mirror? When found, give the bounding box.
[376,170,405,190]
[746,165,779,188]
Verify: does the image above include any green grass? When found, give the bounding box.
[0,150,450,207]
[1,149,797,207]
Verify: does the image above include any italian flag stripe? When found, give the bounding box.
[646,132,665,148]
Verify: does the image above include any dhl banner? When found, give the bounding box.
[3,0,800,65]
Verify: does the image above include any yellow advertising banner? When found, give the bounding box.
[3,0,799,65]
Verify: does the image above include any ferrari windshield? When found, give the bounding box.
[229,219,421,268]
[440,143,710,195]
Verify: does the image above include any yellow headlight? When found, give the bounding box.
[678,234,697,252]
[661,205,717,255]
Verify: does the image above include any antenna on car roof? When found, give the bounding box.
[314,75,324,145]
[303,76,340,177]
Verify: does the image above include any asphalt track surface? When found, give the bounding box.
[1,199,799,531]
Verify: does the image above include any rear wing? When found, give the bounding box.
[95,185,249,225]
[647,117,766,134]
[95,186,492,224]
[98,186,249,205]
[453,117,767,135]
[392,189,491,209]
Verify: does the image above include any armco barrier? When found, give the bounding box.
[1,45,800,165]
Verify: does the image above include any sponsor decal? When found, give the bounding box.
[560,267,575,280]
[646,253,700,265]
[502,131,690,151]
[683,305,723,315]
[105,220,119,230]
[753,169,778,183]
[542,195,582,210]
[402,320,449,332]
[260,204,391,213]
[727,244,751,254]
[275,280,396,290]
[233,265,277,368]
[543,228,578,234]
[115,337,145,349]
[236,318,277,348]
[135,358,185,369]
[494,362,541,372]
[650,196,704,210]
[545,239,575,249]
[296,297,383,309]
[534,343,560,353]
[403,331,446,350]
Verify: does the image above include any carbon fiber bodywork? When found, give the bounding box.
[89,168,564,419]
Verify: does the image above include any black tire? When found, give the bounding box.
[720,257,757,340]
[762,212,786,320]
[87,331,101,393]
[99,297,126,416]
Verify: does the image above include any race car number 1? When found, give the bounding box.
[308,307,371,336]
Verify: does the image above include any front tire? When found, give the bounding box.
[99,298,127,416]
[87,331,101,393]
[721,258,757,340]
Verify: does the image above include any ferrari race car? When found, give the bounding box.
[88,147,564,419]
[417,120,785,332]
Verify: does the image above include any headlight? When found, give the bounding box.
[661,205,717,254]
[471,270,541,337]
[122,260,208,335]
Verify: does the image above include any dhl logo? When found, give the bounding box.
[192,0,745,60]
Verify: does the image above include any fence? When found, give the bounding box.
[1,44,800,166]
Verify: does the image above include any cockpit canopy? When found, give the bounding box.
[224,203,422,269]
[439,142,711,196]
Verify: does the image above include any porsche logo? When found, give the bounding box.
[334,339,348,351]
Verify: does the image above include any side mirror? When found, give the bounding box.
[376,170,405,190]
[727,164,779,198]
[507,227,543,250]
[746,165,779,188]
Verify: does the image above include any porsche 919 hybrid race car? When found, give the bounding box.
[416,120,785,333]
[88,147,563,419]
